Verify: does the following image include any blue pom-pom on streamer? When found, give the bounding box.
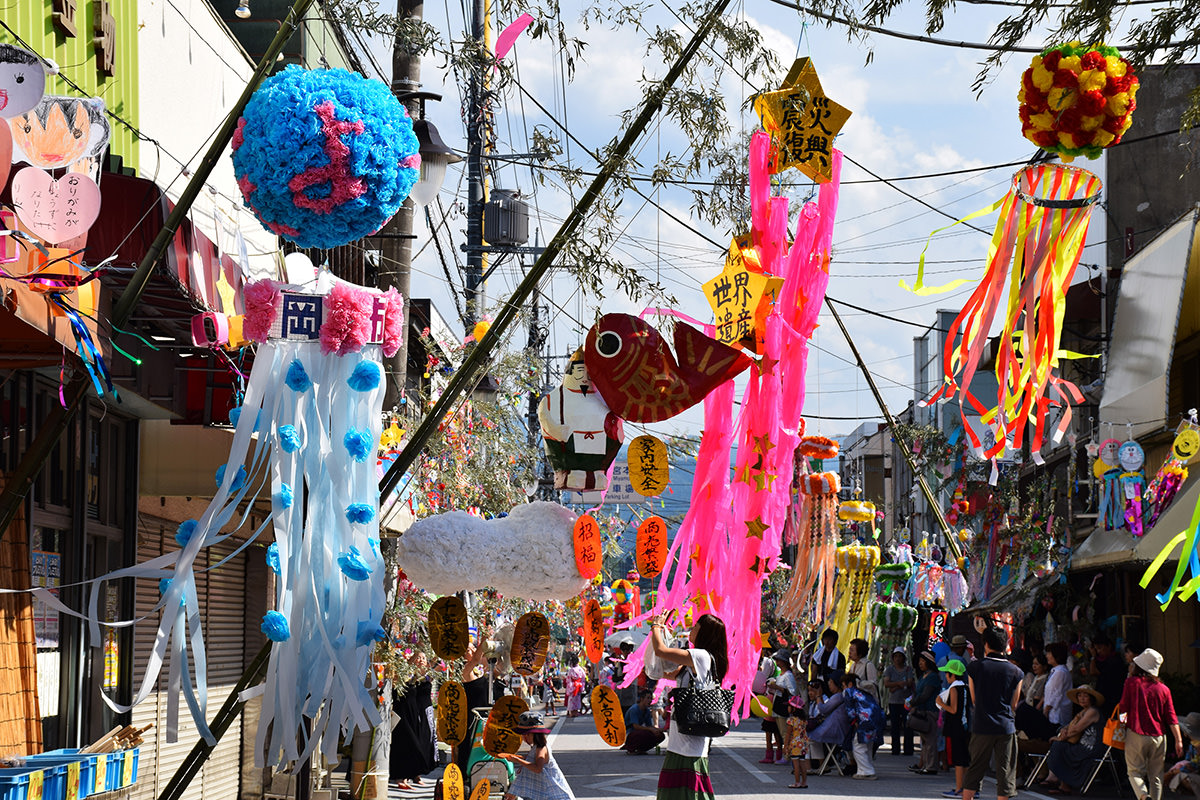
[356,621,387,647]
[348,361,382,392]
[215,464,248,492]
[176,519,199,547]
[286,360,312,392]
[229,406,242,426]
[337,546,371,581]
[278,424,302,453]
[346,503,376,524]
[343,428,373,462]
[275,483,294,510]
[261,611,291,642]
[265,542,281,575]
[159,578,172,595]
[230,66,421,250]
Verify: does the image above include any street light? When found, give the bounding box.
[234,0,251,18]
[398,91,462,207]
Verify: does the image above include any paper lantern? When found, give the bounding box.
[838,499,876,523]
[590,685,626,747]
[583,313,752,423]
[511,612,551,677]
[538,349,624,503]
[636,516,668,579]
[442,764,464,800]
[483,696,528,757]
[436,680,468,745]
[627,434,670,496]
[832,544,879,641]
[231,66,419,249]
[1019,42,1138,160]
[428,596,469,660]
[583,598,605,664]
[798,436,839,459]
[573,514,602,580]
[0,45,47,119]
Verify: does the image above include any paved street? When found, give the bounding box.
[365,713,1129,800]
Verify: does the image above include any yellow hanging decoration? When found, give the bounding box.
[831,544,879,641]
[752,58,852,182]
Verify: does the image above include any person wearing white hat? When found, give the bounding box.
[1121,648,1184,800]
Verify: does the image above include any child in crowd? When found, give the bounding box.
[787,697,811,789]
[501,712,575,800]
[543,675,557,716]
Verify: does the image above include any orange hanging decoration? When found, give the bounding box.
[511,612,551,676]
[591,685,627,747]
[483,696,528,756]
[636,516,669,578]
[435,680,469,745]
[583,598,605,664]
[573,514,602,580]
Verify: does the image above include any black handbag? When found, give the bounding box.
[907,708,938,734]
[670,667,736,737]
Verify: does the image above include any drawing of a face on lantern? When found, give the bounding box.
[0,45,46,119]
[10,96,109,169]
[1117,441,1145,472]
[1173,429,1200,463]
[1099,438,1121,467]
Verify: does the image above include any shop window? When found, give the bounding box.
[31,526,63,750]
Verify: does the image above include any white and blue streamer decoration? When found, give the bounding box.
[83,277,395,770]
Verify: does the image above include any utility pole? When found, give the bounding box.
[464,0,488,326]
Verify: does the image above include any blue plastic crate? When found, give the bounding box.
[25,755,91,799]
[0,766,45,800]
[36,752,105,798]
[113,748,138,789]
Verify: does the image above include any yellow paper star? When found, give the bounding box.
[750,629,768,650]
[759,352,778,376]
[703,237,784,353]
[751,469,777,493]
[746,516,768,539]
[735,462,755,485]
[753,57,852,183]
[752,433,776,458]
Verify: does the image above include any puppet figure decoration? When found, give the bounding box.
[583,313,752,423]
[538,348,623,503]
[1118,439,1148,536]
[0,45,47,119]
[1096,438,1124,530]
[10,96,110,170]
[1147,422,1200,526]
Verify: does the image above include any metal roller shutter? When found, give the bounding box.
[129,517,246,800]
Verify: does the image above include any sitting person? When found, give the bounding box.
[620,690,666,755]
[809,679,851,771]
[1017,650,1062,743]
[1041,685,1105,795]
[1167,712,1200,800]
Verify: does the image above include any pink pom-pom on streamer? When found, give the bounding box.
[382,287,404,358]
[320,282,373,356]
[244,279,283,342]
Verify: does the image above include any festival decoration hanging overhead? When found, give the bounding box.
[231,66,420,249]
[780,470,840,626]
[441,764,464,800]
[538,348,623,502]
[0,45,47,118]
[1097,437,1124,529]
[702,235,783,352]
[832,544,879,641]
[483,696,528,757]
[468,779,491,800]
[511,611,551,676]
[9,96,110,170]
[583,598,605,664]
[1117,439,1148,537]
[436,681,469,745]
[428,595,469,660]
[635,516,668,578]
[752,57,851,182]
[905,162,1103,461]
[1147,421,1200,526]
[591,685,626,747]
[573,513,602,580]
[11,168,101,245]
[583,313,752,423]
[627,434,670,496]
[1019,42,1138,161]
[395,502,590,600]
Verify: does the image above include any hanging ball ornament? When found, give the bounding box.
[1018,42,1138,160]
[231,66,421,249]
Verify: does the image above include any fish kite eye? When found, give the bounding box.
[596,331,622,357]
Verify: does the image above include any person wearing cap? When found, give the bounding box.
[936,658,971,797]
[1121,648,1183,800]
[1041,685,1106,795]
[499,711,576,800]
[908,650,943,775]
[884,647,916,756]
[1165,712,1200,800]
[950,635,972,665]
[768,648,799,765]
[962,627,1025,800]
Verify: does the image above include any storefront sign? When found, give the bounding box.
[93,0,117,76]
[928,609,948,644]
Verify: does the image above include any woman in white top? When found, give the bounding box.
[648,612,729,800]
[849,638,880,702]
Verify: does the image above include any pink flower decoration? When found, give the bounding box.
[243,279,282,342]
[321,282,373,355]
[382,287,404,358]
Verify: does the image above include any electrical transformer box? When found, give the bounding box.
[484,189,530,246]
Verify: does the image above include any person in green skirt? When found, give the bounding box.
[648,611,730,800]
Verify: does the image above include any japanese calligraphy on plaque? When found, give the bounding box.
[583,598,605,664]
[483,696,529,756]
[441,764,464,800]
[11,168,101,246]
[436,680,469,745]
[591,685,627,747]
[753,57,851,183]
[573,514,602,581]
[428,595,469,660]
[702,236,784,352]
[468,780,491,800]
[627,434,669,497]
[511,612,551,677]
[636,516,669,579]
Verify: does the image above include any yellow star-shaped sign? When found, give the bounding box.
[703,236,784,353]
[753,57,851,183]
[750,629,768,650]
[746,516,769,539]
[751,469,777,493]
[752,433,776,457]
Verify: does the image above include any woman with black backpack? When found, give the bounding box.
[648,612,729,800]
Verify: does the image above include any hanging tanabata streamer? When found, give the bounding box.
[831,544,879,641]
[1145,422,1199,526]
[1117,440,1148,537]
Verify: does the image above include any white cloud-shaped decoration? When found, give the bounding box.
[396,501,589,600]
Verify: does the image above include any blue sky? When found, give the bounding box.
[364,0,1121,442]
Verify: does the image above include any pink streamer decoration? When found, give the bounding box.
[625,133,842,716]
[494,14,535,66]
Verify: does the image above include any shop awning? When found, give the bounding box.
[1072,472,1200,569]
[1099,208,1200,439]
